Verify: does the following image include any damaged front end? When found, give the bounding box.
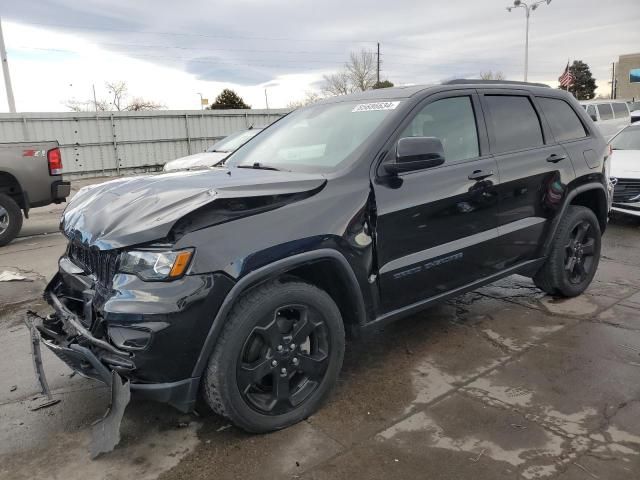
[30,244,229,412]
[25,242,229,455]
[33,272,135,388]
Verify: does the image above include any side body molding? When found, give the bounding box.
[191,249,367,379]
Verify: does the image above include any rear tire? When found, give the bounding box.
[203,279,345,433]
[534,206,601,297]
[0,193,23,247]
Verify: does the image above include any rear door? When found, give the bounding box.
[373,90,501,311]
[479,89,575,267]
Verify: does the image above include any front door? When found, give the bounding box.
[373,91,501,312]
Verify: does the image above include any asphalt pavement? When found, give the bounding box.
[1,177,639,480]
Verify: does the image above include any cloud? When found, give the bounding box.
[185,57,274,85]
[0,0,638,111]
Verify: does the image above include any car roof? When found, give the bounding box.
[314,84,438,104]
[315,81,559,105]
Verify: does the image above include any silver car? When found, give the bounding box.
[609,124,640,217]
[581,100,631,141]
[163,128,262,171]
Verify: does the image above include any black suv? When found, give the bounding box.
[36,81,609,433]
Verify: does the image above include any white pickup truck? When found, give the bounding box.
[0,141,70,246]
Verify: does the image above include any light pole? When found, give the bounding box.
[506,0,552,82]
[197,92,204,110]
[0,17,16,113]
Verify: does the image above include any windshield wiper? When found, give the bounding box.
[237,162,280,171]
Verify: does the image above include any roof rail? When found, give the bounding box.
[442,79,550,88]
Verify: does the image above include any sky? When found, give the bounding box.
[0,0,638,112]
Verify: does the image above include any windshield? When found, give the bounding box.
[207,129,261,153]
[225,100,401,172]
[610,126,640,150]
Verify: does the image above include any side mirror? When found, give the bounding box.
[384,137,445,175]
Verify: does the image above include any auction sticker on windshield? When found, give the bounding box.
[352,101,400,112]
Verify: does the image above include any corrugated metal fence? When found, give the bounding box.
[0,109,289,178]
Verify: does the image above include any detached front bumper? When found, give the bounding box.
[36,257,234,412]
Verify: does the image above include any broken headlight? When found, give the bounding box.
[118,249,193,281]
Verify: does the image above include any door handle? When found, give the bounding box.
[546,153,567,163]
[468,170,494,181]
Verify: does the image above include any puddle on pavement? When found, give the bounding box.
[377,396,567,479]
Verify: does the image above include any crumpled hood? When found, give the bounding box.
[62,168,326,249]
[611,150,640,178]
[163,151,228,171]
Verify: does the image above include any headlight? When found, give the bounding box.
[118,249,193,281]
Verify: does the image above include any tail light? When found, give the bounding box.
[47,147,63,175]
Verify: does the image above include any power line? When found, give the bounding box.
[15,40,358,58]
[11,20,377,44]
[11,46,346,69]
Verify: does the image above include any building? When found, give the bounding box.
[615,53,640,100]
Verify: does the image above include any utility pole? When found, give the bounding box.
[376,42,380,85]
[611,62,616,99]
[92,84,98,112]
[0,17,16,113]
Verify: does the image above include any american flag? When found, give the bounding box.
[558,62,575,88]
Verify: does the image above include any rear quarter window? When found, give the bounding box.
[597,104,614,121]
[484,95,544,154]
[538,97,588,142]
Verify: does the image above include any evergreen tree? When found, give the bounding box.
[208,89,251,109]
[564,61,597,100]
[372,80,395,89]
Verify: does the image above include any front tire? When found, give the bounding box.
[203,280,345,433]
[0,193,23,247]
[534,205,601,297]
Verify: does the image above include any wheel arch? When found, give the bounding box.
[542,182,608,257]
[191,249,366,379]
[0,171,26,210]
[570,186,608,233]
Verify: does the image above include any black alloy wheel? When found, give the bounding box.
[564,220,597,285]
[237,304,330,415]
[203,280,345,433]
[533,205,601,297]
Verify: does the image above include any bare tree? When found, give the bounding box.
[479,71,506,80]
[126,97,166,111]
[287,91,323,109]
[64,98,108,112]
[322,49,383,96]
[105,81,128,111]
[346,50,377,91]
[64,81,164,112]
[322,71,353,96]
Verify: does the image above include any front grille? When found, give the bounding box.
[68,242,119,286]
[613,178,640,203]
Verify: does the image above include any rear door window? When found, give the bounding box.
[612,102,629,119]
[484,95,544,154]
[537,97,588,142]
[597,104,614,121]
[586,105,597,121]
